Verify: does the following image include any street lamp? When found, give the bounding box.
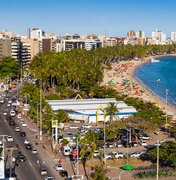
[165,89,169,127]
[156,140,160,180]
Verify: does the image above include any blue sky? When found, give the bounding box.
[0,0,176,37]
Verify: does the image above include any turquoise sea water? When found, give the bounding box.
[135,56,176,108]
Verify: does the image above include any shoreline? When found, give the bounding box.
[102,54,176,119]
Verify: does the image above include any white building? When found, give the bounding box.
[28,28,45,40]
[47,98,137,123]
[171,32,176,43]
[151,29,166,45]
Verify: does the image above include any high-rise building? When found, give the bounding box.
[127,30,136,38]
[0,39,11,58]
[151,29,166,44]
[171,32,176,43]
[28,28,45,40]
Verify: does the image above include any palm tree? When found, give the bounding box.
[106,102,119,123]
[80,130,98,179]
[91,164,109,180]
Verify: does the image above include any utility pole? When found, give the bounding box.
[156,140,160,180]
[165,89,169,127]
[40,79,42,141]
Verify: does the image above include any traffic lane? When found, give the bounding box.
[0,113,43,180]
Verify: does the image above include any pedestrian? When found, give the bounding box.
[59,158,62,164]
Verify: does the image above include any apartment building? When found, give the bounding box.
[0,39,11,58]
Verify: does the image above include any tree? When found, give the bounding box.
[106,102,119,123]
[0,56,20,80]
[80,130,98,179]
[91,164,109,180]
[55,109,69,123]
[149,141,176,166]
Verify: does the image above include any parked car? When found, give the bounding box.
[3,111,8,116]
[21,122,27,127]
[7,136,13,142]
[106,142,114,148]
[15,127,20,132]
[10,110,16,116]
[25,144,32,149]
[116,142,123,148]
[139,134,152,140]
[40,167,47,175]
[82,125,92,129]
[59,170,68,177]
[139,141,147,146]
[32,148,38,154]
[131,142,138,147]
[112,152,124,159]
[54,163,64,171]
[69,125,79,130]
[93,150,100,158]
[44,177,54,180]
[20,132,26,137]
[129,151,145,158]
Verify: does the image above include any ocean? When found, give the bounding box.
[135,56,176,109]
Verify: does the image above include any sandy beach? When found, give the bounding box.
[102,55,176,120]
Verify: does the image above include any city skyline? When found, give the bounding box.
[1,0,176,36]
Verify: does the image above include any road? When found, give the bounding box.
[0,91,55,180]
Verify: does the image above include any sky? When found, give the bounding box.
[0,0,176,37]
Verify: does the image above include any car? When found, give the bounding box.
[21,122,27,127]
[32,148,38,154]
[15,127,20,132]
[139,134,152,140]
[17,153,25,162]
[40,167,47,175]
[129,151,145,158]
[8,100,12,104]
[69,125,79,130]
[7,103,11,107]
[3,111,8,116]
[7,136,13,142]
[24,139,30,145]
[94,127,102,133]
[44,177,54,180]
[82,125,92,129]
[105,154,113,159]
[94,150,100,157]
[54,163,64,171]
[25,143,32,149]
[9,121,15,126]
[116,142,123,148]
[59,170,68,177]
[131,142,138,147]
[139,141,147,146]
[106,142,114,148]
[0,99,5,103]
[20,132,26,137]
[112,152,124,159]
[0,141,3,148]
[10,110,16,116]
[17,113,22,119]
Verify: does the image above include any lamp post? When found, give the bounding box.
[165,89,169,127]
[156,140,160,180]
[39,79,42,141]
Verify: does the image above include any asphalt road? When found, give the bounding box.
[0,91,47,180]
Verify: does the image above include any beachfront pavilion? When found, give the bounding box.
[47,98,137,123]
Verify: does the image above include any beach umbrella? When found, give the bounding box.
[121,165,134,170]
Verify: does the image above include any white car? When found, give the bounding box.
[3,111,8,116]
[7,136,14,142]
[112,152,124,159]
[82,125,92,129]
[8,100,12,104]
[15,127,20,132]
[10,110,16,116]
[44,177,54,180]
[54,163,64,171]
[24,139,30,145]
[94,150,100,157]
[0,141,3,148]
[129,151,144,158]
[69,125,79,129]
[32,148,38,154]
[139,141,147,146]
[17,114,22,119]
[7,103,11,107]
[21,122,27,127]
